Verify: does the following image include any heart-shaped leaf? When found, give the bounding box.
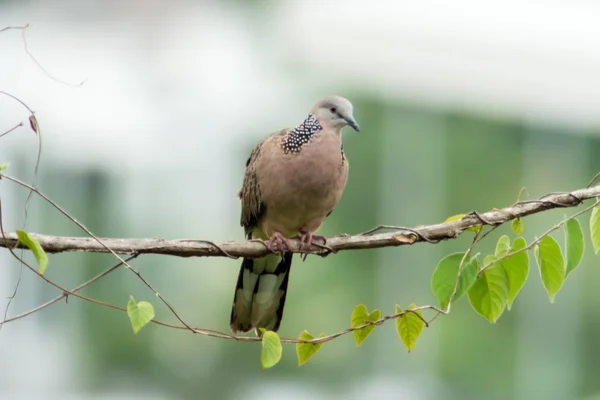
[431,253,479,309]
[495,235,511,257]
[351,304,381,347]
[296,330,325,366]
[565,218,584,275]
[468,258,509,323]
[395,304,424,352]
[535,235,565,303]
[260,330,282,369]
[127,296,155,334]
[512,218,524,235]
[502,237,529,310]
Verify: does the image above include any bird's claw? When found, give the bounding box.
[266,232,327,255]
[297,232,326,250]
[267,232,293,255]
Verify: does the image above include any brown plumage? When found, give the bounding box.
[230,96,360,335]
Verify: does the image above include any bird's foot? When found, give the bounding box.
[297,231,327,250]
[267,232,293,255]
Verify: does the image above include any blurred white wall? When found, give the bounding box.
[275,0,600,131]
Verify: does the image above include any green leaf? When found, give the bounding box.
[565,218,584,275]
[351,304,381,347]
[0,163,9,172]
[431,253,479,309]
[444,213,466,223]
[495,235,511,257]
[512,218,524,235]
[395,304,424,352]
[483,254,496,266]
[260,330,283,369]
[443,213,481,232]
[126,296,155,334]
[502,237,529,310]
[468,258,509,323]
[535,235,566,303]
[296,330,324,366]
[591,205,600,254]
[16,229,48,275]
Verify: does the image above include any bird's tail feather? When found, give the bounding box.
[230,253,292,334]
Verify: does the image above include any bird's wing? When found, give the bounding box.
[238,129,288,237]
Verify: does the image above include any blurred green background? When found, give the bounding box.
[2,1,600,399]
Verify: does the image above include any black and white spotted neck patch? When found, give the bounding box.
[281,114,323,154]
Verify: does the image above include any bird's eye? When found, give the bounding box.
[330,107,336,113]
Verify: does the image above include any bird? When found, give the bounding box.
[229,95,360,335]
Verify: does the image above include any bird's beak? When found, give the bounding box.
[344,116,360,132]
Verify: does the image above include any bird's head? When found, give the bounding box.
[311,95,360,132]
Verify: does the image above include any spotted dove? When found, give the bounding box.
[229,95,360,335]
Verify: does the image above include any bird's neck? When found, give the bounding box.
[281,114,324,154]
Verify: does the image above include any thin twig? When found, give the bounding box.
[0,94,44,329]
[0,174,196,333]
[587,172,600,188]
[280,305,445,344]
[0,254,139,326]
[0,199,132,313]
[19,25,86,87]
[427,228,482,324]
[0,92,42,328]
[0,122,24,139]
[0,24,28,33]
[478,199,600,276]
[0,91,35,114]
[0,262,23,332]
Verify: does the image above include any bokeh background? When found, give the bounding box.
[2,1,600,399]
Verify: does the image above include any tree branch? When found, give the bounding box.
[2,181,599,258]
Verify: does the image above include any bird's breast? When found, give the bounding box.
[257,133,349,235]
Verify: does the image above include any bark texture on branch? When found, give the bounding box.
[2,185,599,258]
